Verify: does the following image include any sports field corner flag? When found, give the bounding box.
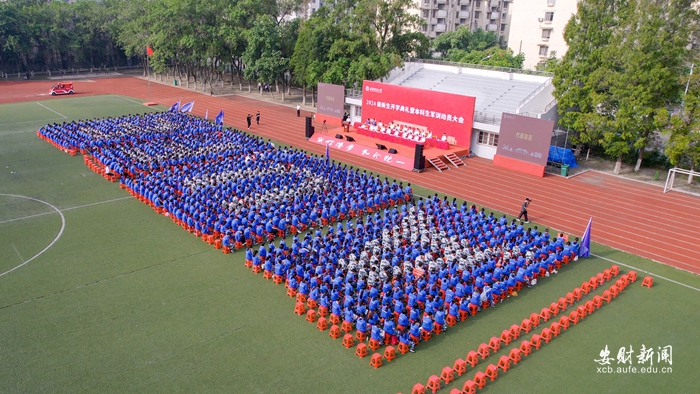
[146,46,154,56]
[180,101,194,113]
[580,217,592,258]
[215,110,224,125]
[169,100,180,112]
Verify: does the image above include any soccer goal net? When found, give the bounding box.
[663,167,699,193]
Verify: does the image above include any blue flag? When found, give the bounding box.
[180,101,194,113]
[579,217,592,258]
[169,101,180,112]
[215,110,224,125]
[325,142,330,164]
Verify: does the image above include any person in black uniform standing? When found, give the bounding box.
[246,114,252,129]
[256,111,260,125]
[517,198,531,223]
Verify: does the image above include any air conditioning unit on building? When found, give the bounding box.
[538,17,544,22]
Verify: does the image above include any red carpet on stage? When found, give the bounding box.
[310,134,415,171]
[310,125,468,171]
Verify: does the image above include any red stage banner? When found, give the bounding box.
[311,135,415,171]
[361,81,475,150]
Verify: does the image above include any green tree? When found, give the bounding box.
[553,0,696,174]
[552,0,626,164]
[243,15,289,99]
[536,51,559,73]
[291,0,427,105]
[603,0,693,173]
[667,64,700,182]
[433,27,499,56]
[446,46,524,69]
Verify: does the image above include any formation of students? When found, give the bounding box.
[38,112,412,247]
[39,111,582,354]
[250,195,580,352]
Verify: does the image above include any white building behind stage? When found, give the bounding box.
[345,60,556,160]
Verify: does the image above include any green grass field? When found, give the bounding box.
[1,96,699,394]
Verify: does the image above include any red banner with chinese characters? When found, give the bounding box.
[310,135,415,171]
[361,80,475,150]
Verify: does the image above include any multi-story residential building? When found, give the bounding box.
[308,0,324,15]
[416,0,513,44]
[507,0,578,70]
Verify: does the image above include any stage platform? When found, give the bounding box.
[309,124,468,171]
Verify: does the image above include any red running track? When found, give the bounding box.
[2,77,699,274]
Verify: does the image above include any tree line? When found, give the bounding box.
[553,0,700,174]
[3,0,696,173]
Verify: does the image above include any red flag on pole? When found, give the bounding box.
[146,46,154,56]
[413,267,425,278]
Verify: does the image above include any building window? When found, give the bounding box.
[355,106,361,118]
[424,0,430,3]
[541,29,552,40]
[460,18,467,24]
[423,10,429,17]
[539,45,549,57]
[547,0,556,6]
[544,11,554,23]
[474,11,481,19]
[478,131,499,146]
[437,18,445,24]
[502,12,507,19]
[475,1,481,8]
[461,5,468,11]
[501,23,506,31]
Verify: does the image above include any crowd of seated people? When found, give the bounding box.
[39,111,583,355]
[363,118,448,144]
[250,195,580,352]
[38,112,411,247]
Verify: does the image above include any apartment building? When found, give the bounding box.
[416,0,513,43]
[507,0,578,70]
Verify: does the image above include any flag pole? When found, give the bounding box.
[146,47,151,102]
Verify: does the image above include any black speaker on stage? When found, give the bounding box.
[335,134,344,139]
[413,144,425,172]
[376,143,388,150]
[345,136,355,142]
[388,148,398,154]
[305,116,314,139]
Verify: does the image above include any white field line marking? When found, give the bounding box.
[0,196,131,225]
[12,243,24,263]
[593,253,700,293]
[35,102,67,119]
[0,117,66,128]
[0,194,65,277]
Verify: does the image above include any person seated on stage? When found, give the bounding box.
[426,130,433,139]
[441,133,447,142]
[418,135,426,143]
